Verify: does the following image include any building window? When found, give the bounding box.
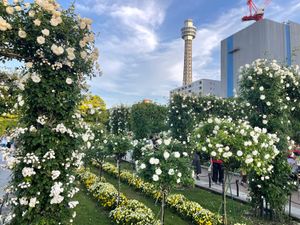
[199,81,202,84]
[199,87,202,90]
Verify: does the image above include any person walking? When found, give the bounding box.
[0,136,7,147]
[192,152,201,180]
[212,158,224,184]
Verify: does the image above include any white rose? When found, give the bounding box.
[51,170,61,180]
[260,95,266,100]
[28,10,35,17]
[34,19,41,26]
[163,151,170,160]
[37,36,45,45]
[168,169,175,175]
[259,86,264,91]
[31,74,41,83]
[29,197,38,208]
[174,152,180,158]
[66,78,73,85]
[51,44,64,56]
[155,168,162,175]
[42,29,50,36]
[140,163,146,169]
[164,138,171,146]
[18,29,27,38]
[211,151,217,157]
[177,172,182,177]
[237,150,243,157]
[152,174,159,182]
[149,157,155,165]
[6,6,14,15]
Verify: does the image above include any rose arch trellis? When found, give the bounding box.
[0,0,99,224]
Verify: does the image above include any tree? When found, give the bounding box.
[131,101,168,139]
[193,117,280,225]
[239,59,299,218]
[137,136,193,225]
[79,94,108,125]
[109,105,131,135]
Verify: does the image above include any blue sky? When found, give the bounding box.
[4,0,300,107]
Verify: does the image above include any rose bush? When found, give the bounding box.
[0,0,99,224]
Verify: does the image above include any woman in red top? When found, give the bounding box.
[212,158,224,184]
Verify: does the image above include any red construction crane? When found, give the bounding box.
[242,0,272,22]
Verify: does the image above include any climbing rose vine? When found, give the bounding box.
[0,0,99,224]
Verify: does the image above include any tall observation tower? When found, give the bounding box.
[181,19,197,86]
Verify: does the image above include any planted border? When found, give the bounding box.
[100,162,223,225]
[78,168,159,225]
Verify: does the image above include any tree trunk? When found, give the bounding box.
[222,169,228,225]
[161,191,166,225]
[99,162,103,179]
[117,159,121,206]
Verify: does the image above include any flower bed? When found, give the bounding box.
[78,168,159,224]
[100,162,222,225]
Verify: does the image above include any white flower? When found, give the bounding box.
[18,29,27,38]
[164,138,171,146]
[31,74,41,83]
[20,197,28,205]
[155,168,162,175]
[29,197,38,208]
[163,151,170,160]
[34,19,41,26]
[66,78,73,85]
[68,201,79,209]
[140,163,146,169]
[177,172,182,177]
[51,44,64,56]
[259,86,264,91]
[264,154,270,159]
[174,152,180,158]
[51,170,61,180]
[149,157,155,165]
[207,118,213,123]
[211,151,217,157]
[28,10,35,17]
[260,95,266,100]
[152,174,159,182]
[50,182,64,204]
[50,16,62,26]
[42,29,50,36]
[153,158,159,165]
[22,167,36,177]
[168,169,175,175]
[176,178,181,183]
[182,152,188,157]
[245,157,253,164]
[6,7,14,15]
[80,51,87,59]
[37,36,45,45]
[156,139,162,145]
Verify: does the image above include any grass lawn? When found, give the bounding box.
[74,185,112,225]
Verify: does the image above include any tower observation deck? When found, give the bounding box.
[181,19,197,86]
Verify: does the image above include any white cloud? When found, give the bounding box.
[80,0,300,107]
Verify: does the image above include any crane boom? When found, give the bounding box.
[242,0,271,22]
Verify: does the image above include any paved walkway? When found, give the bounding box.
[195,166,300,220]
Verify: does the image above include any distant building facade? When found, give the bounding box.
[221,19,300,97]
[170,79,221,97]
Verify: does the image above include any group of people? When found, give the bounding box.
[192,152,224,184]
[0,134,12,149]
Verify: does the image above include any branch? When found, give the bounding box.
[0,50,23,61]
